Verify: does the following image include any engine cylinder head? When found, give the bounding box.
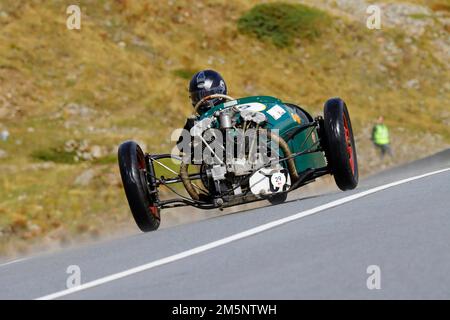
[219,112,232,129]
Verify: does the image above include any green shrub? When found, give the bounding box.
[93,154,117,165]
[238,3,330,47]
[409,13,431,20]
[172,68,197,80]
[31,149,78,164]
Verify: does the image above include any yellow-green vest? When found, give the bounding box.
[374,124,390,145]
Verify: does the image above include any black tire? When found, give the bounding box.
[118,141,160,232]
[323,98,358,190]
[268,192,288,205]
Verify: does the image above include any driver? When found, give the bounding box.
[177,70,228,148]
[189,69,228,114]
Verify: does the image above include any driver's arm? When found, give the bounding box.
[176,116,196,151]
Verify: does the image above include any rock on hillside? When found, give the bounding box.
[306,0,450,67]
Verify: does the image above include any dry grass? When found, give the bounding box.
[0,0,448,257]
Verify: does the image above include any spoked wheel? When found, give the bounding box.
[323,98,359,190]
[118,141,160,232]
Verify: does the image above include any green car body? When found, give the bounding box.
[200,95,328,174]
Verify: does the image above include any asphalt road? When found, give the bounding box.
[0,149,449,300]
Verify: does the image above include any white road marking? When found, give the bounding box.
[0,257,29,268]
[36,168,450,300]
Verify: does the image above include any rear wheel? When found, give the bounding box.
[118,141,160,232]
[323,98,358,190]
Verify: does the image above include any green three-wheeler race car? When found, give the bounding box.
[118,94,358,232]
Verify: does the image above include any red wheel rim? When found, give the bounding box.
[343,115,355,175]
[137,148,160,220]
[137,149,146,170]
[149,205,160,219]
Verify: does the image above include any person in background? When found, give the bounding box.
[371,116,393,159]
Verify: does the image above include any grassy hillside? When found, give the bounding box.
[0,0,448,257]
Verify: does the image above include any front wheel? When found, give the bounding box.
[118,141,160,232]
[323,98,358,191]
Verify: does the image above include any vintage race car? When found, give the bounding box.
[118,94,358,232]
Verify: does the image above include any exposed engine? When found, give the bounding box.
[181,104,292,201]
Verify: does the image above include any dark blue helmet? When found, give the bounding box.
[189,70,227,113]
